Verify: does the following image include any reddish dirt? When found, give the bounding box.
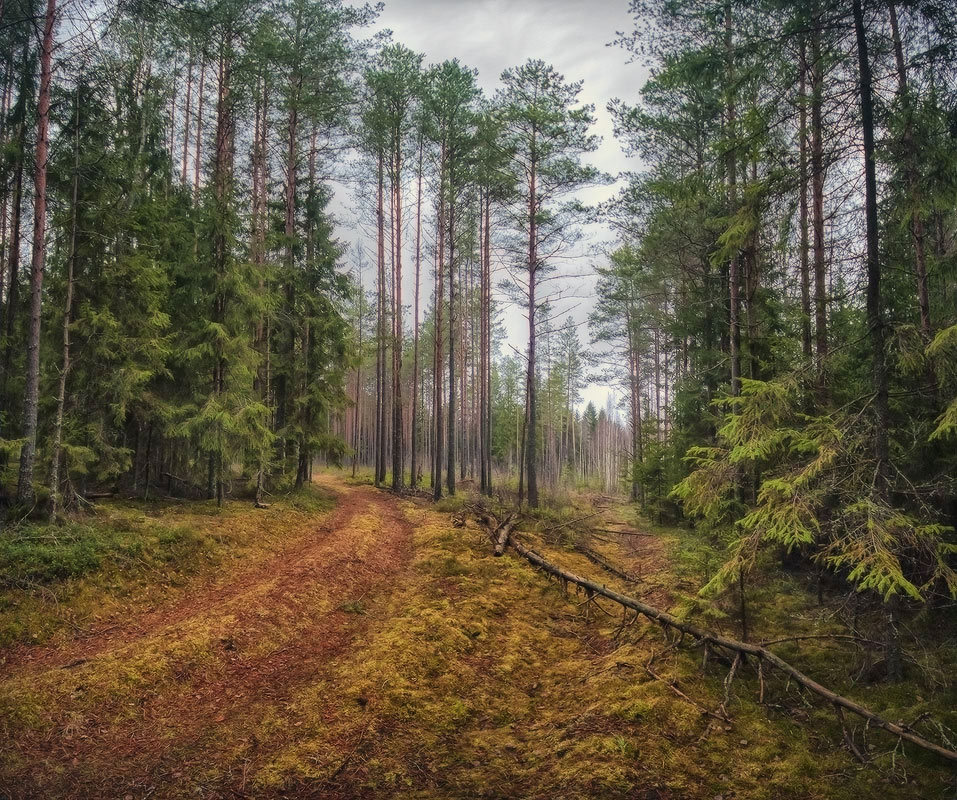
[0,477,414,800]
[0,478,399,678]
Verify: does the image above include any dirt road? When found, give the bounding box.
[0,476,412,799]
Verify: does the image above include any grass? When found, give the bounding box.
[1,474,954,798]
[244,496,956,797]
[0,485,335,648]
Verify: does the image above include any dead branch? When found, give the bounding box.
[576,545,640,583]
[493,526,957,765]
[544,511,603,533]
[596,528,655,537]
[493,513,519,557]
[644,663,731,723]
[760,634,882,649]
[836,703,869,763]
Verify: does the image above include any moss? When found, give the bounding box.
[2,478,954,798]
[0,484,334,648]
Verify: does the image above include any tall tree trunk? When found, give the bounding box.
[458,240,467,482]
[799,38,813,361]
[193,57,205,199]
[446,178,456,496]
[852,0,897,682]
[525,137,539,508]
[0,59,12,323]
[181,48,193,185]
[16,0,56,505]
[432,156,446,501]
[725,1,741,399]
[627,306,642,504]
[481,190,492,495]
[352,259,363,479]
[277,70,301,451]
[211,40,234,508]
[391,134,404,490]
[810,24,829,374]
[169,53,178,170]
[888,2,931,340]
[410,134,423,489]
[252,75,269,505]
[376,153,386,486]
[49,90,79,517]
[0,42,30,414]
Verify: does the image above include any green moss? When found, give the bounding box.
[0,483,335,647]
[3,478,954,798]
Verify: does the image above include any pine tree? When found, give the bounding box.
[496,59,604,507]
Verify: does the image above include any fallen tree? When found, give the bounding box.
[493,513,519,556]
[475,511,957,766]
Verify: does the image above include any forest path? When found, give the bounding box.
[0,475,414,799]
[3,477,931,799]
[0,475,410,680]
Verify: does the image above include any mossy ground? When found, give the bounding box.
[0,473,954,798]
[0,486,334,650]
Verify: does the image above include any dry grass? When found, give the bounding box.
[1,475,953,798]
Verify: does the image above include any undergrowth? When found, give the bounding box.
[1,476,954,798]
[0,484,334,648]
[252,499,956,798]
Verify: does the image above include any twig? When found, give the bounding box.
[544,511,602,533]
[835,703,869,763]
[644,663,731,723]
[719,652,742,716]
[759,634,881,648]
[491,525,957,764]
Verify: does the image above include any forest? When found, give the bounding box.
[1,0,956,797]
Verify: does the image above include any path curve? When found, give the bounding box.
[0,476,413,800]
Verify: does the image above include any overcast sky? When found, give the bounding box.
[341,0,650,412]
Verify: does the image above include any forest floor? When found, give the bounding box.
[0,473,954,799]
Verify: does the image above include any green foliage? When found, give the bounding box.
[673,376,957,603]
[928,325,957,441]
[0,0,375,505]
[0,519,207,587]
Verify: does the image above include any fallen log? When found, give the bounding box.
[501,534,957,765]
[577,545,639,583]
[494,513,519,557]
[544,511,603,533]
[599,528,655,537]
[83,490,116,500]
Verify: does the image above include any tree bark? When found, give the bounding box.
[49,89,79,517]
[1,78,25,397]
[446,172,457,496]
[376,152,386,486]
[888,2,931,340]
[352,257,363,479]
[852,0,899,683]
[799,38,813,361]
[810,24,828,375]
[391,125,404,491]
[725,1,741,399]
[410,134,423,489]
[16,0,56,505]
[482,190,493,495]
[432,151,446,501]
[181,48,193,184]
[525,134,539,508]
[193,57,205,199]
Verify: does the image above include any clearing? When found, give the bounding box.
[0,474,952,799]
